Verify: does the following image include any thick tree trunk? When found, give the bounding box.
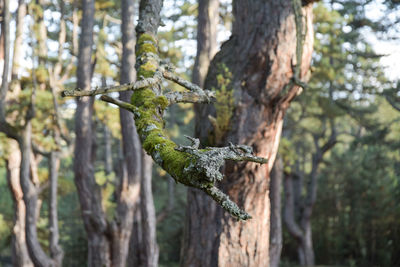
[181,0,219,265]
[269,156,283,267]
[74,0,110,265]
[140,152,159,267]
[183,1,314,266]
[6,140,33,267]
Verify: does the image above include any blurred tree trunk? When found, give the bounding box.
[103,124,113,176]
[140,152,159,267]
[183,1,314,265]
[74,0,110,265]
[6,140,34,267]
[21,121,55,267]
[48,151,63,266]
[2,0,54,265]
[284,121,337,266]
[191,0,219,88]
[181,0,219,265]
[1,1,32,265]
[102,76,113,176]
[269,156,283,267]
[109,0,143,265]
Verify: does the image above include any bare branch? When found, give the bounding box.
[204,186,251,220]
[165,90,215,105]
[62,73,162,97]
[100,95,138,113]
[162,69,205,92]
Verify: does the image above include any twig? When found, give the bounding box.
[162,70,205,92]
[100,95,138,112]
[203,186,251,220]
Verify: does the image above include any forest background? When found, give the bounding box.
[0,0,399,266]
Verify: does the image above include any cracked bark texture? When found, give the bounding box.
[183,1,314,266]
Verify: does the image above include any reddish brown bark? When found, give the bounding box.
[183,1,314,265]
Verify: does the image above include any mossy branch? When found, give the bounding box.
[64,29,267,220]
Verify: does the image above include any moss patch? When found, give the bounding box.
[210,63,235,144]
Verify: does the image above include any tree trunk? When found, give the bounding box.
[6,139,33,267]
[183,1,314,266]
[181,0,219,265]
[74,0,110,265]
[104,123,113,176]
[11,0,26,87]
[140,152,159,267]
[20,124,54,267]
[49,151,63,266]
[191,0,219,88]
[284,123,337,266]
[109,0,143,265]
[2,2,32,265]
[269,156,283,267]
[127,207,143,267]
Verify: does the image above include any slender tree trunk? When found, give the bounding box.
[2,2,32,265]
[49,151,63,266]
[104,124,113,176]
[191,0,219,88]
[284,123,337,266]
[11,0,26,88]
[127,208,143,267]
[1,0,10,104]
[20,123,54,267]
[181,0,219,265]
[183,1,314,266]
[109,0,144,265]
[140,152,159,267]
[269,156,283,267]
[6,140,34,267]
[74,0,110,265]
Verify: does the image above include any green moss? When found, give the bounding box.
[137,33,157,47]
[210,64,235,144]
[137,61,157,78]
[136,43,158,56]
[132,31,199,189]
[154,96,169,110]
